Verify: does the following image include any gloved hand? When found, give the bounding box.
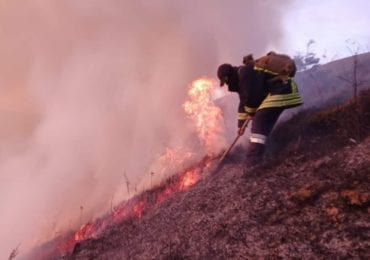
[238,119,246,128]
[237,114,253,136]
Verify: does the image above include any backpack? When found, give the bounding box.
[243,51,297,78]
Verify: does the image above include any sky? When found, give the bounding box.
[0,0,369,257]
[281,0,370,62]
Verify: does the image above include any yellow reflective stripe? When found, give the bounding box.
[291,80,298,92]
[258,79,302,109]
[244,106,257,114]
[238,113,248,120]
[254,65,285,76]
[258,93,303,110]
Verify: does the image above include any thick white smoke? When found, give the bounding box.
[0,0,292,256]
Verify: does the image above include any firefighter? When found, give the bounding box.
[217,56,303,167]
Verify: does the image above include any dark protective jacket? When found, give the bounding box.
[237,63,303,125]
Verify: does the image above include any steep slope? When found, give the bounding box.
[65,90,370,259]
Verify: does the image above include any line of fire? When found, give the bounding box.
[32,78,228,258]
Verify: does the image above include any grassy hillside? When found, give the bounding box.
[61,90,370,259]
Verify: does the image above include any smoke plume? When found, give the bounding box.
[0,0,292,256]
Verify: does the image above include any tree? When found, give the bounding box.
[294,39,320,72]
[337,40,368,103]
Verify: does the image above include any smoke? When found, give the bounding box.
[0,0,292,256]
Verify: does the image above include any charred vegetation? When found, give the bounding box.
[56,89,370,259]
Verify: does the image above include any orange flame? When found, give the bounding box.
[74,223,94,242]
[133,201,145,218]
[49,78,224,258]
[183,78,225,155]
[180,170,200,189]
[156,186,175,203]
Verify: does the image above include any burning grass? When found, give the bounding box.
[29,156,214,259]
[28,78,224,258]
[30,85,370,260]
[58,88,370,259]
[28,76,225,258]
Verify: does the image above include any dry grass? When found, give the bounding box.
[267,88,370,162]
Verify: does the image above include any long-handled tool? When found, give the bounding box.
[213,117,252,173]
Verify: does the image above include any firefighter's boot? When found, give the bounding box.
[245,142,265,168]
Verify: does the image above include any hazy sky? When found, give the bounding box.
[282,0,370,61]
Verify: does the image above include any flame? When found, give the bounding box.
[150,78,224,183]
[42,78,224,258]
[180,170,200,189]
[74,223,94,242]
[158,147,194,175]
[132,201,145,218]
[44,164,209,258]
[156,167,201,203]
[112,207,128,222]
[183,78,226,155]
[156,186,175,203]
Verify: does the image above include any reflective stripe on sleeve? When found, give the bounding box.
[238,113,248,120]
[244,106,257,114]
[250,133,267,144]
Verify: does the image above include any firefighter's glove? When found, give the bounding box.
[237,114,253,136]
[237,119,248,136]
[238,119,246,128]
[238,114,254,127]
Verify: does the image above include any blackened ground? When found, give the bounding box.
[64,90,370,259]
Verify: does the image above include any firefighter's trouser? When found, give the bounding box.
[246,107,284,166]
